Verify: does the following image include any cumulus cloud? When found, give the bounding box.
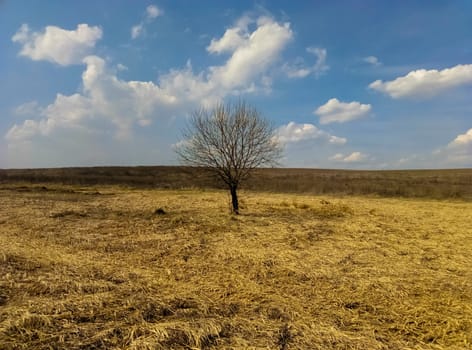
[438,128,472,165]
[276,122,346,145]
[283,47,329,78]
[344,152,366,162]
[131,24,144,39]
[369,64,472,98]
[315,98,371,124]
[363,56,381,66]
[164,16,292,102]
[146,5,162,19]
[11,23,102,65]
[207,28,246,54]
[330,153,344,161]
[6,55,177,142]
[7,16,294,166]
[131,4,163,39]
[329,135,347,145]
[394,129,472,169]
[449,128,472,147]
[330,151,367,162]
[14,101,42,117]
[209,18,291,90]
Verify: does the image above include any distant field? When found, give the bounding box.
[1,166,472,199]
[0,184,471,349]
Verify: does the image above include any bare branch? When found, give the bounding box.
[175,100,283,213]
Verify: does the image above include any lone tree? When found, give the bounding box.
[176,101,282,214]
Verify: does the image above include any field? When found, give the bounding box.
[0,180,471,349]
[2,166,472,199]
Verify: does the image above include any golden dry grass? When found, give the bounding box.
[0,184,471,349]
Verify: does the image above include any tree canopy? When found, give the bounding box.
[176,101,282,213]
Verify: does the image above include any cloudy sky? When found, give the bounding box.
[1,0,471,169]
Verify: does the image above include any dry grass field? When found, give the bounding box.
[2,166,472,199]
[1,183,471,349]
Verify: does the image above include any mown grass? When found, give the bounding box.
[0,184,471,349]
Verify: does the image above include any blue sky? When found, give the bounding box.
[1,0,471,169]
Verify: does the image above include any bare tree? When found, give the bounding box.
[176,101,283,214]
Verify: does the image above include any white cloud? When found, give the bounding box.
[164,15,292,102]
[14,101,42,117]
[7,55,177,142]
[7,16,294,166]
[363,56,381,66]
[209,17,292,90]
[448,128,472,147]
[393,129,472,169]
[330,151,367,162]
[315,98,371,124]
[283,47,329,79]
[307,47,329,75]
[329,135,347,145]
[392,129,472,169]
[438,128,472,165]
[12,23,102,65]
[283,64,311,79]
[146,5,162,19]
[171,139,190,151]
[131,4,163,39]
[276,122,323,143]
[369,64,472,98]
[131,24,144,39]
[330,153,344,161]
[344,151,366,162]
[276,122,346,145]
[207,27,247,54]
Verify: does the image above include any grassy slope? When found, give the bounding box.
[0,184,471,349]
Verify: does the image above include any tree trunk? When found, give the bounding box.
[230,184,239,214]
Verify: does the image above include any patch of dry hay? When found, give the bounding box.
[0,185,471,349]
